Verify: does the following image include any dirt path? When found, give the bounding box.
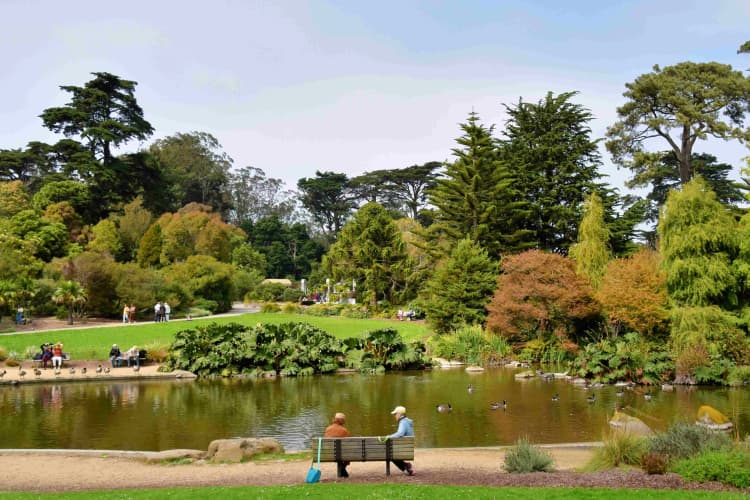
[0,447,739,493]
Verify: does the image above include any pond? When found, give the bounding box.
[0,367,747,451]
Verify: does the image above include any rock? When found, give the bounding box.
[609,411,653,436]
[696,405,733,430]
[205,438,284,462]
[143,449,205,464]
[514,370,535,379]
[465,365,484,372]
[432,357,465,368]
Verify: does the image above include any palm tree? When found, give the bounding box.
[52,281,87,324]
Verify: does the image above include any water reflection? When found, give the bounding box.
[0,368,747,451]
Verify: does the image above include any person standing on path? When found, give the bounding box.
[383,405,414,475]
[323,412,351,478]
[153,302,161,322]
[163,302,171,322]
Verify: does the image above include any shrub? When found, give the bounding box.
[5,351,20,367]
[186,307,211,318]
[281,303,301,314]
[648,423,732,461]
[429,325,511,365]
[0,346,8,361]
[503,437,555,473]
[259,302,281,313]
[672,450,750,488]
[727,365,750,387]
[585,431,647,471]
[192,298,219,314]
[23,345,38,360]
[641,452,669,475]
[144,342,170,363]
[281,288,304,303]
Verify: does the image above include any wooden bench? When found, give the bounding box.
[31,352,70,368]
[312,437,414,476]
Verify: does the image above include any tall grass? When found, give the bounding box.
[648,422,732,461]
[584,430,647,471]
[503,437,555,472]
[429,325,511,365]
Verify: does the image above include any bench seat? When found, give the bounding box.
[312,437,414,476]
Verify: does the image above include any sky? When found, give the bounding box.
[2,0,750,193]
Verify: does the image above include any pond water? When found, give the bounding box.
[0,367,747,451]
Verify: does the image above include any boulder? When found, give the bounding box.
[514,370,535,379]
[609,411,653,436]
[696,405,733,431]
[465,365,484,372]
[206,438,284,462]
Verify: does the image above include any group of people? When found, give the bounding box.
[108,344,142,367]
[37,342,65,369]
[122,304,137,323]
[323,405,414,478]
[153,302,171,322]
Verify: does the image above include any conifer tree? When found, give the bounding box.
[429,112,502,255]
[569,192,611,289]
[420,238,497,334]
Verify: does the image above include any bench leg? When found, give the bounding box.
[386,460,390,476]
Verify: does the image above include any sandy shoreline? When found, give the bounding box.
[0,445,740,493]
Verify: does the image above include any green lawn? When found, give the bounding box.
[0,313,431,361]
[0,485,741,499]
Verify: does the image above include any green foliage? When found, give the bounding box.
[248,283,290,302]
[429,325,511,365]
[421,238,497,334]
[518,337,574,364]
[88,219,122,256]
[324,202,412,307]
[503,437,555,473]
[570,192,611,289]
[137,222,163,267]
[606,61,750,185]
[259,302,281,313]
[164,255,234,313]
[429,112,503,254]
[571,332,673,384]
[297,171,354,241]
[0,346,7,360]
[648,423,732,461]
[52,280,87,324]
[32,180,90,213]
[585,431,647,471]
[347,328,429,372]
[727,365,750,386]
[672,450,750,488]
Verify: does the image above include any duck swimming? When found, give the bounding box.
[467,384,474,393]
[587,393,596,404]
[551,393,559,401]
[490,400,507,410]
[644,391,652,401]
[436,403,452,412]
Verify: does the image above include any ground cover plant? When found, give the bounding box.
[584,431,647,471]
[1,485,742,500]
[503,437,555,473]
[0,313,430,361]
[672,450,750,488]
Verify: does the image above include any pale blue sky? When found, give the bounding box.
[2,0,749,191]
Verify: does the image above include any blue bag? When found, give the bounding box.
[306,437,322,483]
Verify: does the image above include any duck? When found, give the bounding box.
[81,367,87,376]
[34,368,42,379]
[467,384,474,394]
[661,383,674,392]
[54,368,61,378]
[644,391,652,401]
[436,403,452,412]
[69,367,76,376]
[95,365,103,376]
[587,393,596,404]
[104,367,111,376]
[490,400,507,410]
[615,388,624,397]
[18,366,26,380]
[0,369,6,379]
[551,393,560,402]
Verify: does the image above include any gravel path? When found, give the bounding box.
[0,447,742,493]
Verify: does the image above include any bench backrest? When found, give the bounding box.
[312,437,414,462]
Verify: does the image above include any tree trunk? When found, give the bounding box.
[67,305,73,325]
[678,126,693,184]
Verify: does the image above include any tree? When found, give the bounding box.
[628,152,746,225]
[297,171,354,241]
[323,203,411,306]
[598,248,669,337]
[0,181,31,217]
[420,238,497,334]
[113,196,153,261]
[137,223,163,267]
[499,91,603,253]
[40,72,153,165]
[149,132,233,214]
[658,178,739,308]
[606,62,750,184]
[569,192,611,289]
[429,112,502,254]
[52,280,87,324]
[242,216,323,279]
[88,219,122,257]
[228,166,296,224]
[486,250,600,343]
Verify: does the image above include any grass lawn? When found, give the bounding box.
[0,485,742,499]
[0,313,431,361]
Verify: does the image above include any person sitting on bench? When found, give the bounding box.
[109,344,122,367]
[324,412,351,478]
[123,345,140,367]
